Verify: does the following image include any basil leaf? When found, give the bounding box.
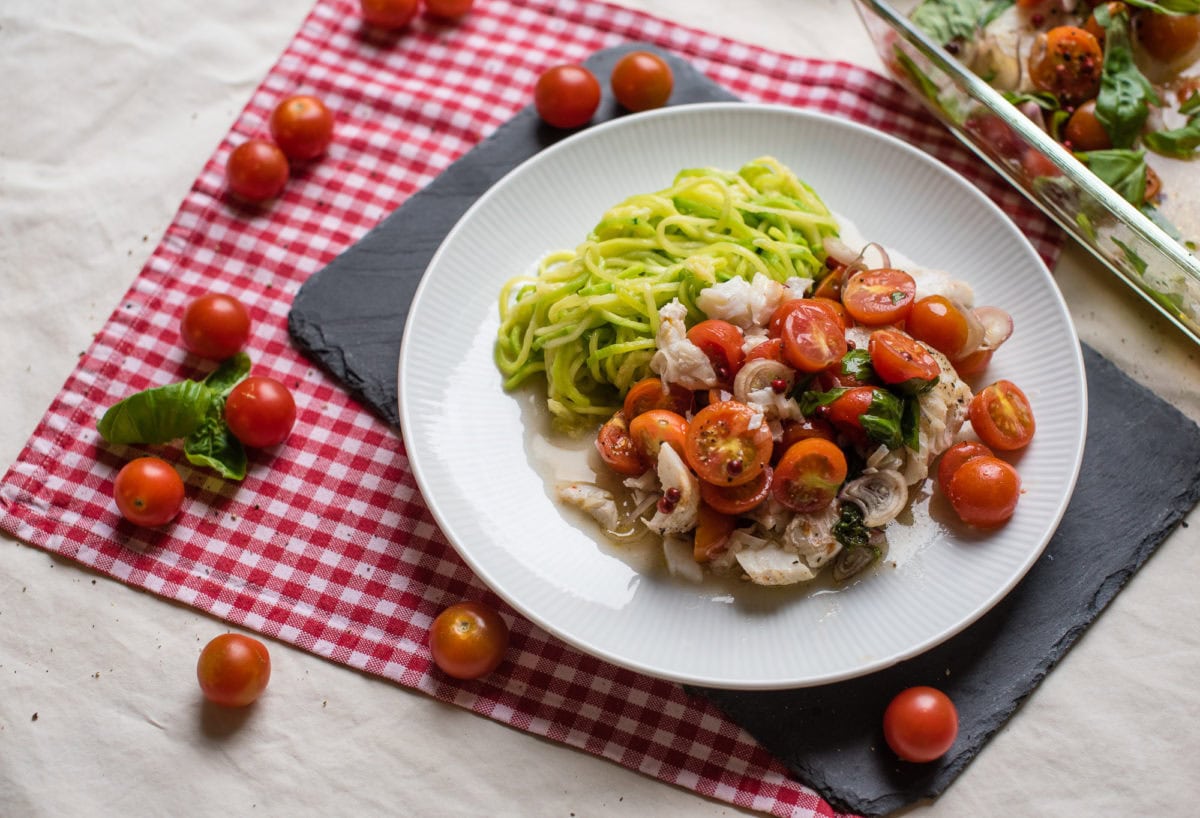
[183,407,247,481]
[203,352,252,397]
[798,387,847,417]
[859,389,905,450]
[1077,148,1147,205]
[1181,91,1200,116]
[1145,115,1200,157]
[1001,90,1060,111]
[1095,8,1160,149]
[911,0,985,44]
[902,396,923,452]
[832,502,871,550]
[841,349,875,383]
[98,380,212,445]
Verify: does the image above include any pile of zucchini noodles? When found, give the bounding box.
[494,156,839,430]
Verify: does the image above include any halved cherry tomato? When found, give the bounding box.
[936,440,995,489]
[428,601,509,680]
[775,417,836,462]
[699,466,772,515]
[623,377,694,419]
[595,411,647,476]
[841,268,917,326]
[812,264,845,301]
[687,319,745,385]
[969,380,1036,451]
[883,686,959,763]
[772,437,848,513]
[629,409,689,462]
[744,337,785,364]
[824,385,881,434]
[907,295,971,359]
[777,300,847,373]
[1136,10,1200,63]
[534,65,601,129]
[684,401,774,487]
[694,504,737,563]
[945,456,1021,527]
[869,329,940,393]
[1029,26,1103,103]
[610,50,674,112]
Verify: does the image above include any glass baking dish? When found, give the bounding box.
[853,0,1200,346]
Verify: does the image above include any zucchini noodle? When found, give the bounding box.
[494,156,839,430]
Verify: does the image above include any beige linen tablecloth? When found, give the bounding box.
[2,1,1197,815]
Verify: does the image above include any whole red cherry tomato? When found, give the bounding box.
[610,51,674,112]
[197,633,272,707]
[534,65,601,129]
[180,293,251,360]
[113,457,185,527]
[424,0,474,20]
[226,140,289,204]
[269,95,334,161]
[883,686,959,763]
[428,601,510,679]
[360,0,419,29]
[224,376,297,448]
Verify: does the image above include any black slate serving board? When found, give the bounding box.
[288,45,1200,816]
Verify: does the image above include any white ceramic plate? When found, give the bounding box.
[398,103,1086,690]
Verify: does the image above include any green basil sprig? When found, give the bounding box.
[98,353,252,480]
[1094,5,1161,149]
[1076,148,1148,205]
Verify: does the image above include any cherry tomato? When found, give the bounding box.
[777,300,848,373]
[772,437,848,513]
[812,296,850,329]
[936,440,995,489]
[226,139,289,204]
[684,401,774,487]
[1063,99,1112,152]
[197,633,271,707]
[224,376,297,448]
[610,51,674,112]
[824,385,881,434]
[534,65,601,129]
[628,409,689,462]
[428,601,509,680]
[907,295,971,359]
[687,319,745,385]
[812,265,845,301]
[180,293,251,360]
[424,0,474,20]
[868,329,940,393]
[269,95,335,161]
[113,457,185,527]
[946,456,1021,527]
[694,503,736,562]
[623,377,694,419]
[841,268,916,326]
[744,337,785,364]
[950,346,994,378]
[699,466,772,516]
[883,686,959,763]
[1136,11,1200,63]
[1029,26,1103,102]
[359,0,419,29]
[969,380,1036,451]
[596,411,648,476]
[775,417,837,462]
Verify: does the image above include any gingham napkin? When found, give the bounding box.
[0,2,1063,816]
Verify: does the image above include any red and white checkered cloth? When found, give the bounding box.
[0,2,1063,816]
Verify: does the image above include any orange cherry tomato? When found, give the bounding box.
[868,329,940,392]
[113,457,185,527]
[841,268,917,326]
[699,466,773,516]
[775,417,836,463]
[907,295,971,359]
[772,437,848,513]
[428,601,509,680]
[196,633,271,707]
[883,686,959,763]
[687,319,745,386]
[950,347,994,378]
[812,264,845,301]
[1063,99,1112,152]
[628,409,689,462]
[777,300,848,373]
[936,440,995,489]
[1136,10,1200,63]
[226,139,289,204]
[969,380,1036,451]
[945,456,1021,527]
[684,401,774,487]
[623,376,694,419]
[694,503,736,562]
[595,411,647,476]
[534,65,601,129]
[812,296,850,329]
[1029,26,1103,103]
[610,50,674,112]
[269,95,335,161]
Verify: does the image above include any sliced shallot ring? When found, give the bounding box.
[733,359,794,403]
[974,306,1014,351]
[957,299,986,358]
